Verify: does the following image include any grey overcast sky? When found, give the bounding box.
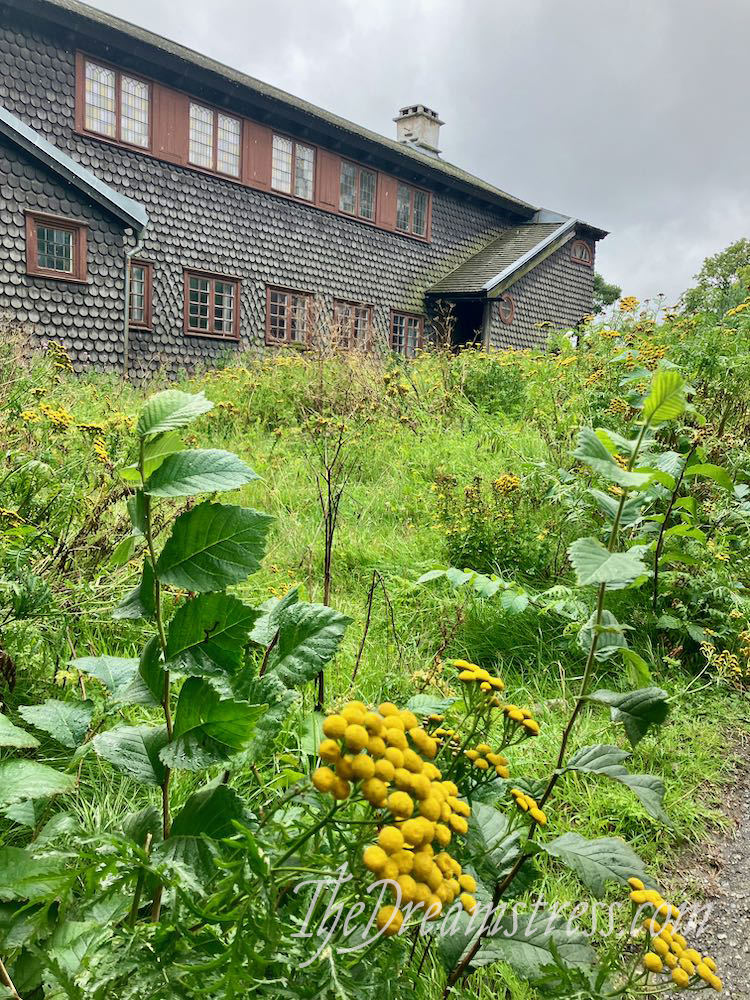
[92,0,750,305]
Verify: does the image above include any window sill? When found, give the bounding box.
[184,330,240,342]
[26,269,88,285]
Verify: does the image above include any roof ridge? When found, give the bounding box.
[21,0,538,215]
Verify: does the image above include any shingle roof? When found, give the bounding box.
[0,102,148,230]
[20,0,538,217]
[427,220,575,295]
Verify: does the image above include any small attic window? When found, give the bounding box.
[571,240,593,266]
[498,294,515,325]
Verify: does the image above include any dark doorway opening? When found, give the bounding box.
[451,299,485,350]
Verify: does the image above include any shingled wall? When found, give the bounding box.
[487,238,597,350]
[0,134,130,367]
[0,13,533,373]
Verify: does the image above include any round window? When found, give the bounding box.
[498,294,515,325]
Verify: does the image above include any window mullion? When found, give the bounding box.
[212,111,219,173]
[114,68,122,142]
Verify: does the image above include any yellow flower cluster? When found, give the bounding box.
[510,787,547,825]
[607,397,631,417]
[77,420,105,434]
[584,369,605,387]
[312,700,476,932]
[464,743,509,778]
[599,329,621,339]
[19,409,39,423]
[93,435,110,464]
[39,402,74,430]
[725,300,750,318]
[635,341,667,368]
[451,659,505,697]
[47,340,74,374]
[630,878,722,991]
[619,296,640,313]
[492,474,521,496]
[501,703,541,737]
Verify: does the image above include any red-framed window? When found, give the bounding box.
[390,311,424,358]
[25,212,88,283]
[183,270,240,339]
[129,260,153,329]
[339,161,377,221]
[82,57,151,150]
[189,102,242,178]
[266,286,313,345]
[498,293,515,325]
[333,299,373,349]
[271,135,315,201]
[570,239,593,266]
[395,183,430,238]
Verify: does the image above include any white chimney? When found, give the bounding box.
[394,104,443,157]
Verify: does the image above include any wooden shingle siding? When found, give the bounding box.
[72,51,432,243]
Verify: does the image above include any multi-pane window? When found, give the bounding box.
[128,260,152,329]
[570,239,593,265]
[271,135,315,201]
[189,103,241,177]
[390,312,424,358]
[339,161,376,221]
[184,271,239,338]
[333,300,373,350]
[266,286,312,345]
[395,183,429,237]
[83,59,150,148]
[25,213,87,282]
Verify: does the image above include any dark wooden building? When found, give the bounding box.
[0,0,607,373]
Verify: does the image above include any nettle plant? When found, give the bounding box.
[0,389,357,998]
[413,370,724,996]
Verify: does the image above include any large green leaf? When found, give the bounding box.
[145,449,258,498]
[232,671,300,762]
[170,782,246,839]
[137,390,213,438]
[117,636,163,706]
[18,699,93,749]
[565,744,671,824]
[587,687,669,747]
[92,725,168,786]
[159,679,265,771]
[589,489,645,527]
[541,832,650,897]
[248,588,300,646]
[266,602,351,687]
[568,537,648,587]
[156,502,273,592]
[0,761,75,805]
[574,429,655,488]
[165,593,259,677]
[466,802,528,895]
[120,431,185,483]
[642,370,685,424]
[683,463,733,491]
[577,610,630,662]
[471,912,596,982]
[112,559,155,621]
[0,847,70,902]
[71,656,140,696]
[0,714,39,749]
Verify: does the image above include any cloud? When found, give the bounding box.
[93,0,750,302]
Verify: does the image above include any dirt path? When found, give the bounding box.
[666,732,750,998]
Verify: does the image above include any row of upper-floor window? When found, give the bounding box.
[78,55,431,239]
[24,211,426,356]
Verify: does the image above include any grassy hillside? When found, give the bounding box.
[1,303,749,998]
